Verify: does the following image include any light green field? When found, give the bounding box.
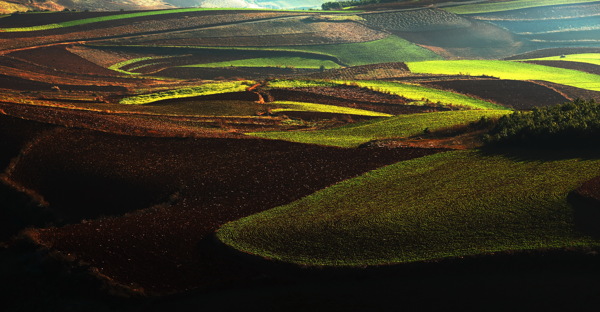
[267,80,339,88]
[445,0,600,15]
[247,110,509,147]
[217,149,600,266]
[524,53,600,66]
[0,8,352,32]
[182,57,341,69]
[109,57,163,75]
[336,80,508,110]
[407,60,600,91]
[119,81,254,105]
[271,101,392,117]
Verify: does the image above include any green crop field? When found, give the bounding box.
[271,101,392,117]
[247,110,509,147]
[119,81,254,105]
[182,57,341,69]
[445,0,600,15]
[407,60,600,91]
[218,149,600,266]
[336,80,508,110]
[524,53,600,66]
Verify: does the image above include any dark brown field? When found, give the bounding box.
[0,110,447,294]
[421,79,570,109]
[524,60,600,75]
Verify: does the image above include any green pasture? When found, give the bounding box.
[523,53,600,66]
[407,60,600,91]
[0,8,353,32]
[247,110,509,147]
[271,101,392,116]
[445,0,600,15]
[336,80,508,110]
[218,149,600,266]
[119,81,254,105]
[182,57,341,69]
[267,80,340,88]
[109,57,160,75]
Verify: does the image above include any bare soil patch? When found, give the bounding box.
[523,60,600,75]
[421,79,569,109]
[4,124,448,294]
[570,176,600,238]
[0,11,126,28]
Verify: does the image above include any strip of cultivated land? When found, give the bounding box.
[218,149,600,266]
[247,110,509,147]
[407,60,600,91]
[445,0,600,15]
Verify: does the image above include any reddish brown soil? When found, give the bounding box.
[305,62,410,80]
[575,176,600,202]
[421,79,570,109]
[523,60,600,75]
[3,122,447,294]
[7,45,119,76]
[533,81,600,102]
[0,11,126,28]
[267,87,452,115]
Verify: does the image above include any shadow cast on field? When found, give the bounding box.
[478,146,600,162]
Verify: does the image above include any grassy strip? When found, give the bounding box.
[218,149,600,266]
[445,0,600,14]
[267,80,340,88]
[182,57,341,69]
[523,53,600,66]
[247,110,509,147]
[271,101,392,117]
[0,8,355,32]
[108,57,155,75]
[337,80,508,110]
[119,80,254,105]
[407,60,600,92]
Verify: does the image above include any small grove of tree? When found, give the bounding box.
[484,98,600,148]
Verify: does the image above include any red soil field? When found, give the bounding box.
[2,121,447,294]
[421,79,570,109]
[0,11,127,28]
[305,62,411,80]
[570,176,600,237]
[7,45,119,77]
[523,60,600,76]
[154,66,317,80]
[534,81,600,102]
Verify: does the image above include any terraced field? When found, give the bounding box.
[407,60,600,91]
[247,110,509,147]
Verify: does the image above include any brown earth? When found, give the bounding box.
[305,62,411,80]
[533,81,600,102]
[0,11,127,28]
[421,79,570,109]
[523,60,600,75]
[0,115,448,294]
[266,86,453,115]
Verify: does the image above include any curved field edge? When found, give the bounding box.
[246,110,510,147]
[445,0,600,15]
[120,35,442,67]
[406,60,600,92]
[0,8,354,32]
[217,149,600,266]
[271,101,392,117]
[119,81,255,104]
[521,53,600,66]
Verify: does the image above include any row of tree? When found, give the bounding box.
[485,99,600,148]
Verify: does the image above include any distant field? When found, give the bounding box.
[217,149,600,266]
[407,60,600,91]
[0,8,347,32]
[336,80,507,110]
[523,53,600,66]
[182,57,341,69]
[247,110,509,147]
[120,81,254,105]
[445,0,600,15]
